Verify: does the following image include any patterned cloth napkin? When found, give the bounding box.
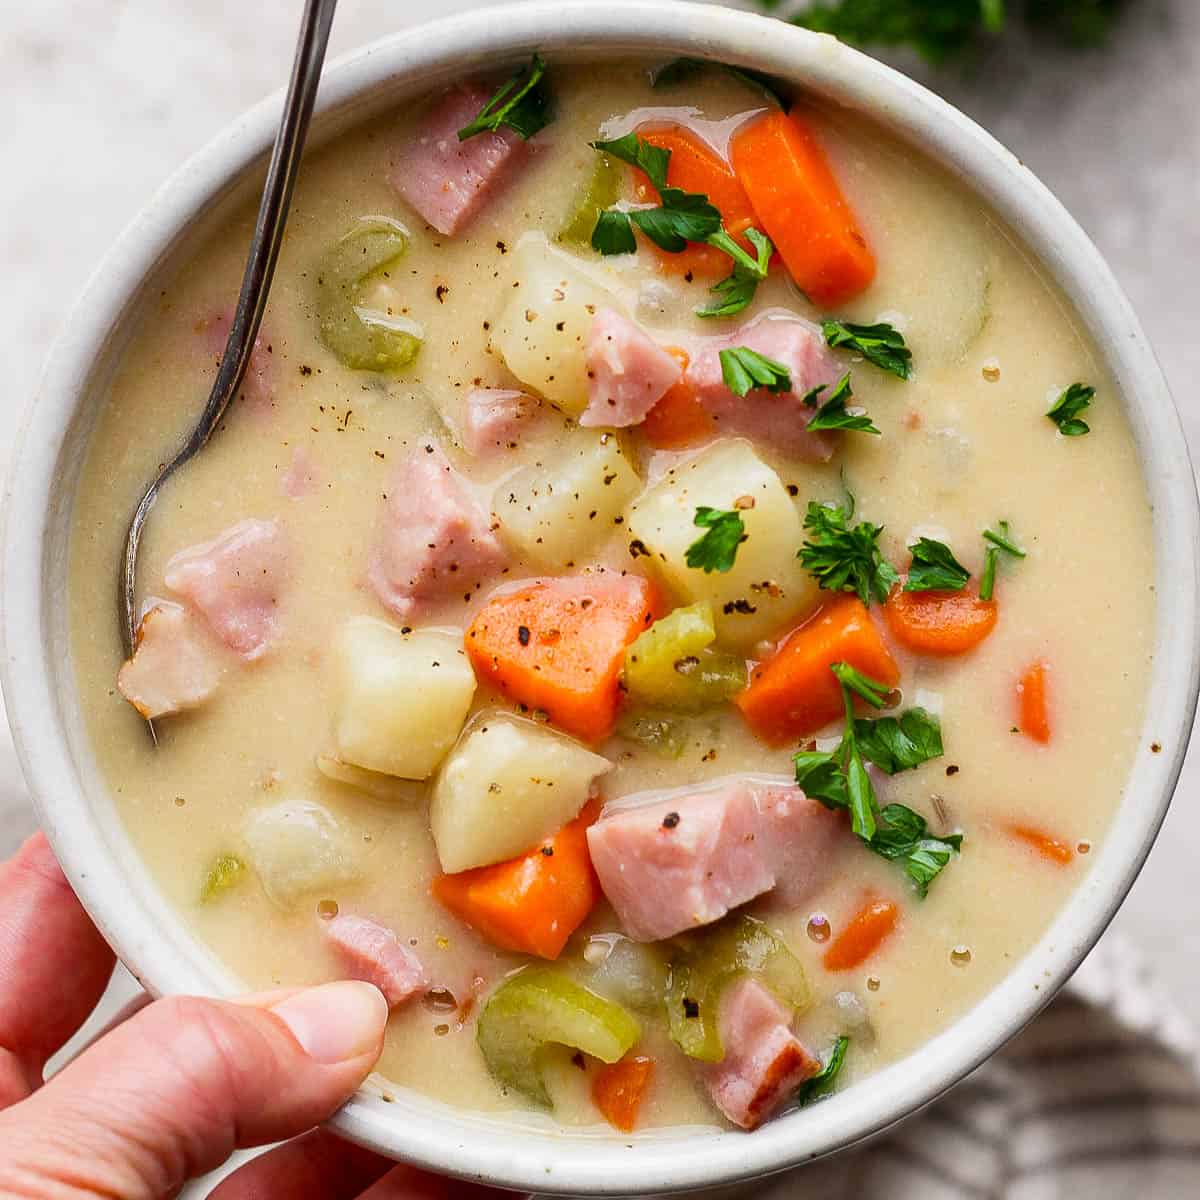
[741,935,1200,1199]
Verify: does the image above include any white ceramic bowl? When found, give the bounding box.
[4,1,1198,1193]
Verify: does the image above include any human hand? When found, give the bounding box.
[0,832,501,1198]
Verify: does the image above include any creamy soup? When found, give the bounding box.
[69,57,1155,1134]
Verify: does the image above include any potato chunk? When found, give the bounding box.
[430,712,612,873]
[333,618,476,779]
[492,235,624,415]
[494,431,641,569]
[626,440,820,651]
[241,799,359,909]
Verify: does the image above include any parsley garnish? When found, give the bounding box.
[805,373,881,435]
[457,54,555,142]
[1047,382,1094,437]
[699,228,773,319]
[903,538,970,593]
[685,506,746,573]
[793,663,960,895]
[979,519,1025,601]
[719,347,792,397]
[651,58,790,111]
[823,320,913,381]
[590,209,638,256]
[796,1036,849,1105]
[798,500,899,606]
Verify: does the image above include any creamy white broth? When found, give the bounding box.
[68,60,1154,1131]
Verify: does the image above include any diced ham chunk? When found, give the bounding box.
[199,309,275,417]
[322,914,429,1009]
[685,312,842,462]
[587,776,841,942]
[281,446,321,499]
[116,601,222,719]
[579,309,682,429]
[462,388,539,456]
[367,445,505,620]
[165,518,289,661]
[390,84,527,236]
[701,979,820,1130]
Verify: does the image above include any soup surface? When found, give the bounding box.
[69,58,1155,1134]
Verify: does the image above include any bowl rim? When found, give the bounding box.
[4,1,1199,1193]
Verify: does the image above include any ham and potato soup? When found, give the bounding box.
[69,57,1154,1133]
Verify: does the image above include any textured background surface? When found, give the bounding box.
[3,0,1197,1047]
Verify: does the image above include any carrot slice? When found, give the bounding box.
[824,898,899,972]
[432,799,601,960]
[1015,659,1052,744]
[729,111,875,307]
[466,575,658,743]
[735,595,899,744]
[1008,824,1073,866]
[640,348,717,449]
[592,1053,656,1132]
[883,588,998,656]
[633,125,758,279]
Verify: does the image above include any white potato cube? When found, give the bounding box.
[492,235,624,416]
[626,440,821,651]
[431,712,612,873]
[241,799,359,909]
[494,431,641,569]
[333,618,476,779]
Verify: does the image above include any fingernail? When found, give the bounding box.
[270,980,388,1064]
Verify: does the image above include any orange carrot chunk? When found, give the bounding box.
[883,587,998,656]
[729,111,876,307]
[633,126,758,279]
[1016,659,1052,743]
[466,575,658,744]
[641,348,718,449]
[1008,824,1073,866]
[824,898,899,972]
[735,595,899,745]
[592,1053,656,1132]
[432,799,601,960]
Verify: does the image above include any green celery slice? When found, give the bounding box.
[200,854,245,902]
[557,155,621,247]
[316,216,422,372]
[477,969,641,1107]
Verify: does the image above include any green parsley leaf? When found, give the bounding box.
[793,749,848,810]
[632,191,722,252]
[458,54,554,142]
[805,373,881,435]
[719,347,791,397]
[651,57,791,111]
[698,228,773,319]
[590,209,638,256]
[590,132,671,190]
[853,707,943,774]
[822,320,913,381]
[831,661,889,709]
[798,501,900,607]
[978,519,1025,601]
[796,1036,850,1105]
[685,506,745,573]
[903,537,970,593]
[870,804,963,898]
[1047,382,1094,437]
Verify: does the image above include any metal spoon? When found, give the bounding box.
[119,0,338,739]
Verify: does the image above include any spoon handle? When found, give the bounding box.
[120,0,338,662]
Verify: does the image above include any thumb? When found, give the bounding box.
[0,981,388,1200]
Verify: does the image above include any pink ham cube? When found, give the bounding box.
[461,388,539,456]
[165,517,289,661]
[390,84,527,237]
[701,978,821,1130]
[116,601,222,719]
[323,914,429,1010]
[579,309,682,429]
[367,444,505,620]
[685,312,842,462]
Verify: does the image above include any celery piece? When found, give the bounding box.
[200,853,245,903]
[477,968,641,1106]
[666,916,809,1062]
[316,216,422,372]
[623,603,747,712]
[616,710,690,757]
[557,154,621,247]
